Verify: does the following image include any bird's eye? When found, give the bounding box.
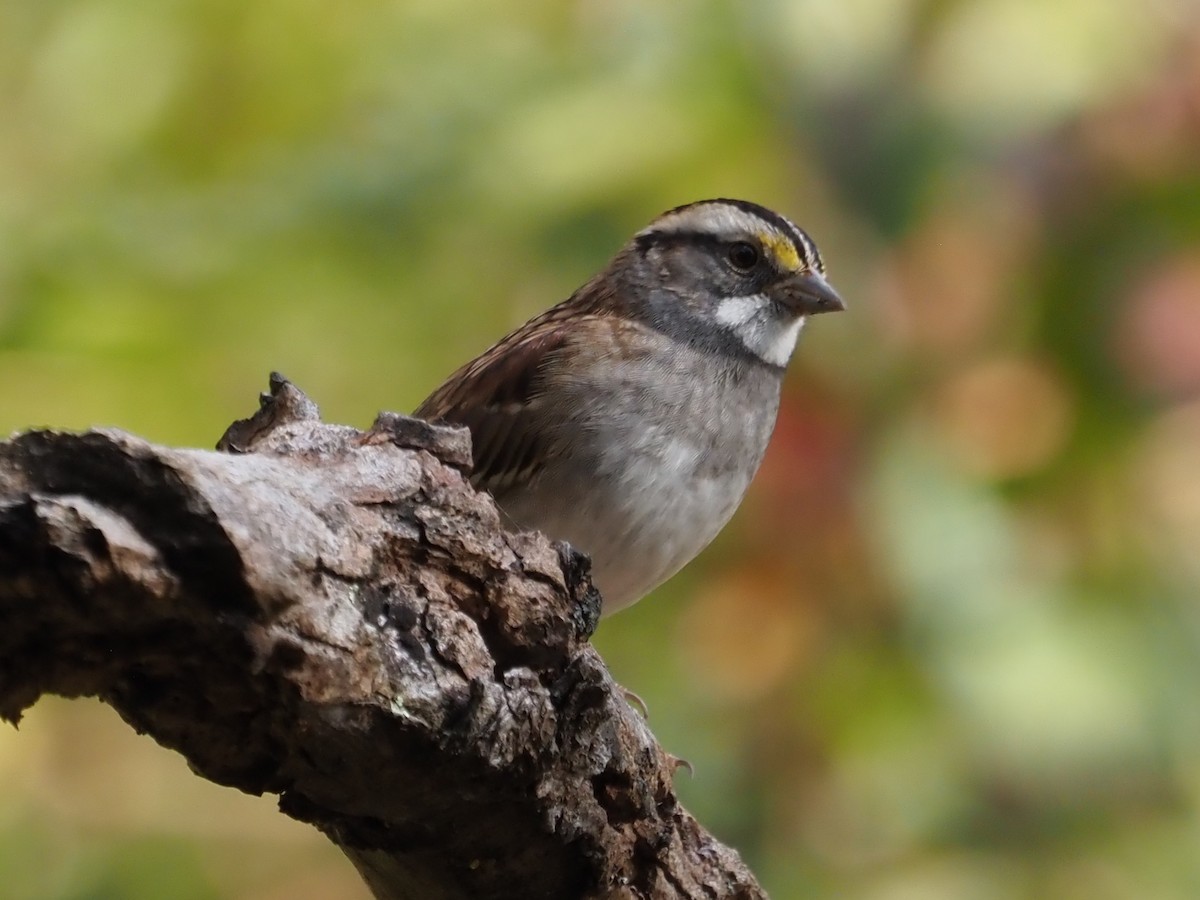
[727,241,760,272]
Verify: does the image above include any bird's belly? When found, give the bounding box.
[499,427,766,614]
[593,442,753,611]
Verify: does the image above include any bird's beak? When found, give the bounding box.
[779,272,846,316]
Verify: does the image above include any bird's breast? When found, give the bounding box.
[500,345,783,613]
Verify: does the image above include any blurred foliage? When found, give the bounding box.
[3,0,1200,897]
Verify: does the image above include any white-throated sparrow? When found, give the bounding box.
[417,199,843,615]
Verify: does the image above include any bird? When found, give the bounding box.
[416,198,844,616]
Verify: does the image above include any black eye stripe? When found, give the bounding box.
[634,229,804,273]
[634,229,725,253]
[635,230,763,255]
[646,199,822,273]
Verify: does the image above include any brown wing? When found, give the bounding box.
[415,309,596,493]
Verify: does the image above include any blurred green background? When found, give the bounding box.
[3,0,1200,897]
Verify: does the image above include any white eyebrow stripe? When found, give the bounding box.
[640,203,772,240]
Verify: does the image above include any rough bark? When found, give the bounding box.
[0,373,765,900]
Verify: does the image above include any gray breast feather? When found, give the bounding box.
[493,345,783,613]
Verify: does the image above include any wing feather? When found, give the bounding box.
[415,311,599,493]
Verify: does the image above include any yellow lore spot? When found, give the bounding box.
[759,230,802,272]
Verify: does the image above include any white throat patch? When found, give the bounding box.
[714,294,805,367]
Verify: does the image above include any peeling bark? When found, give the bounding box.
[0,373,765,900]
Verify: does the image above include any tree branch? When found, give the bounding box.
[0,374,764,900]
